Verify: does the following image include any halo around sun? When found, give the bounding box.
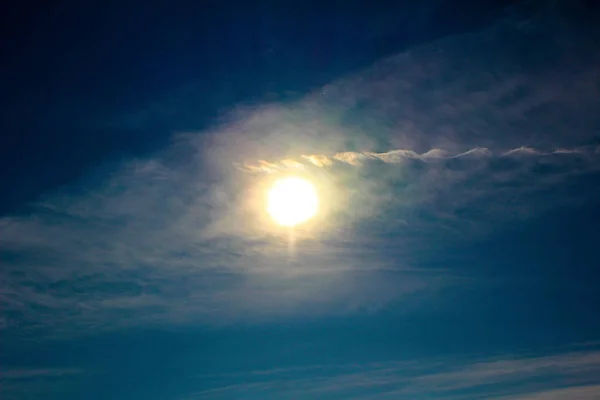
[267,176,319,227]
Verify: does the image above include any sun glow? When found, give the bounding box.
[267,176,319,227]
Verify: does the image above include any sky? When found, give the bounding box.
[1,0,600,399]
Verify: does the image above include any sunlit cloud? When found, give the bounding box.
[240,145,597,173]
[1,2,599,338]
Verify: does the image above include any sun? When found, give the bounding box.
[267,176,319,227]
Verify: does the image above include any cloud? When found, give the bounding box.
[184,347,600,399]
[1,1,600,337]
[0,368,84,380]
[0,153,434,335]
[506,385,600,400]
[0,367,87,400]
[240,144,597,172]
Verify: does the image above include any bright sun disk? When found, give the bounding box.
[267,176,319,227]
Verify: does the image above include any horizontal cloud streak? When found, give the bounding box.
[185,346,600,399]
[0,367,89,400]
[0,368,84,380]
[240,145,598,173]
[507,385,600,400]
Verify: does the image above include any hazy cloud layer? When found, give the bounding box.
[1,2,599,337]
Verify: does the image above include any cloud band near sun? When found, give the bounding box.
[239,145,598,173]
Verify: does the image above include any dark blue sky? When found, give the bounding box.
[2,1,600,399]
[0,0,526,214]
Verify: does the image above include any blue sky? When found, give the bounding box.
[2,1,600,399]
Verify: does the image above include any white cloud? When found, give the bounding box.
[240,144,597,172]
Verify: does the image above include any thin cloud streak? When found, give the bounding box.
[506,385,600,400]
[0,368,84,380]
[239,144,598,173]
[0,367,89,400]
[185,347,600,399]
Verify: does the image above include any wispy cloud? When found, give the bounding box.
[505,385,600,400]
[184,347,600,399]
[240,145,597,172]
[0,367,87,400]
[0,368,84,380]
[1,1,599,337]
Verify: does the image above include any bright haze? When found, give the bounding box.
[2,1,600,399]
